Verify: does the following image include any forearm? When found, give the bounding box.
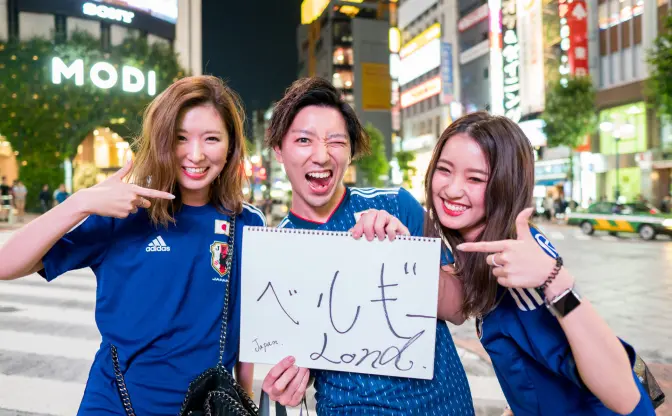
[0,191,90,280]
[235,361,255,396]
[545,271,640,414]
[437,269,466,325]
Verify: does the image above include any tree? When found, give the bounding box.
[646,13,672,119]
[542,0,562,88]
[395,150,417,189]
[541,75,597,200]
[0,31,184,210]
[356,123,390,187]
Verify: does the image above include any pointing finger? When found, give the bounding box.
[111,159,133,180]
[515,207,535,241]
[132,185,175,200]
[457,240,511,253]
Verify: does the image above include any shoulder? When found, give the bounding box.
[276,216,294,229]
[241,203,267,227]
[349,187,401,207]
[505,287,546,312]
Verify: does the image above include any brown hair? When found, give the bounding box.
[264,77,371,159]
[129,75,248,227]
[423,111,535,318]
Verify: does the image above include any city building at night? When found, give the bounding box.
[0,0,201,192]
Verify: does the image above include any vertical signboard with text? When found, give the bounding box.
[501,0,522,122]
[440,42,454,105]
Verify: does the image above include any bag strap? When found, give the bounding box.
[111,344,136,416]
[217,215,236,365]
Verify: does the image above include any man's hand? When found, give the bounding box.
[350,209,410,241]
[262,356,310,407]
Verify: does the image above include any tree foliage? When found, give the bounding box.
[356,123,390,187]
[542,0,562,88]
[395,150,417,189]
[646,13,672,119]
[541,75,597,149]
[0,31,185,209]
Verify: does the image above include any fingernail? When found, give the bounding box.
[456,244,465,250]
[288,356,295,364]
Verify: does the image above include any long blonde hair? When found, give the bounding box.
[130,75,248,227]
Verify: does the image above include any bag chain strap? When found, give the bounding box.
[217,217,236,365]
[111,344,136,416]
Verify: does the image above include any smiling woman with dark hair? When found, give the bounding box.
[425,111,656,416]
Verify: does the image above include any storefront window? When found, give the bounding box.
[332,70,354,89]
[598,102,647,155]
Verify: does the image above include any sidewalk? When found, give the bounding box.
[0,213,39,232]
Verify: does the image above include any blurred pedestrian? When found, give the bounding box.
[0,176,11,222]
[38,184,52,213]
[660,194,670,213]
[54,183,69,205]
[12,180,27,222]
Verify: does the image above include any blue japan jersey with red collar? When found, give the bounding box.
[278,187,475,416]
[478,226,656,416]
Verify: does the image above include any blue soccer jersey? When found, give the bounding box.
[478,226,655,416]
[40,203,266,415]
[278,187,475,416]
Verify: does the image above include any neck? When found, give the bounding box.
[291,184,346,223]
[460,223,485,243]
[180,187,210,207]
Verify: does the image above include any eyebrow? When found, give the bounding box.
[437,159,488,175]
[177,129,222,135]
[290,129,347,139]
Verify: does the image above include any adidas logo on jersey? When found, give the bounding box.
[146,236,171,252]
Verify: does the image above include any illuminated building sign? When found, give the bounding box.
[501,0,521,122]
[51,57,157,95]
[83,2,135,24]
[399,23,441,59]
[400,76,441,108]
[398,38,441,85]
[559,0,588,80]
[458,4,489,32]
[301,0,363,24]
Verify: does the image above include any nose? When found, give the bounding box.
[187,140,205,163]
[442,175,466,199]
[311,140,330,165]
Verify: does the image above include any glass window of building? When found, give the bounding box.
[333,47,354,65]
[333,70,354,89]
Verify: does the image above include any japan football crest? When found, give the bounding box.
[210,241,229,277]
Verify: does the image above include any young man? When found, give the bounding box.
[261,78,473,415]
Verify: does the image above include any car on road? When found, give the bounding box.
[566,202,672,240]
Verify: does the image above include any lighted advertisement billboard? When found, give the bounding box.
[400,77,441,108]
[399,38,441,85]
[94,0,177,23]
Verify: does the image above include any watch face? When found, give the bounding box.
[555,290,582,317]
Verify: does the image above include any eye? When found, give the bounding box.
[436,166,451,173]
[296,137,310,144]
[469,177,486,183]
[206,136,220,142]
[177,135,187,142]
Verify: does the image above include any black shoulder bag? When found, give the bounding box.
[111,217,287,416]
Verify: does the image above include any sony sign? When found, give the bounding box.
[51,57,157,96]
[82,2,135,24]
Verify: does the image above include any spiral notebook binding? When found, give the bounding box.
[244,226,438,243]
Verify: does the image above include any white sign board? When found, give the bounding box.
[240,227,441,380]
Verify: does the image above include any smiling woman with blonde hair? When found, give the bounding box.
[0,75,265,414]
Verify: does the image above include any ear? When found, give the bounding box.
[273,145,283,164]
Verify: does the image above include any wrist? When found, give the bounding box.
[543,268,575,300]
[69,189,93,216]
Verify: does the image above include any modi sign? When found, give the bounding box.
[51,57,157,95]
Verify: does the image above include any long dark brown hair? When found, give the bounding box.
[423,112,535,318]
[130,75,248,227]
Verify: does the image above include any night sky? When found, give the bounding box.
[202,0,301,113]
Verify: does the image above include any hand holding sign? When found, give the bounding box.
[262,356,310,407]
[80,159,175,218]
[350,209,410,241]
[457,208,556,288]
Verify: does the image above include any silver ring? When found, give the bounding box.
[492,255,502,267]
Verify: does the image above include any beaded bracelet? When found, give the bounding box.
[537,256,564,292]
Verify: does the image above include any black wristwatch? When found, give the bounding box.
[545,286,582,318]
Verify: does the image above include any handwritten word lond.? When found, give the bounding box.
[240,228,441,380]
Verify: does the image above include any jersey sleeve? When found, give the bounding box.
[39,215,115,282]
[242,203,267,227]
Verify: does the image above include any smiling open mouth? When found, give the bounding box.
[306,170,333,193]
[182,166,209,178]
